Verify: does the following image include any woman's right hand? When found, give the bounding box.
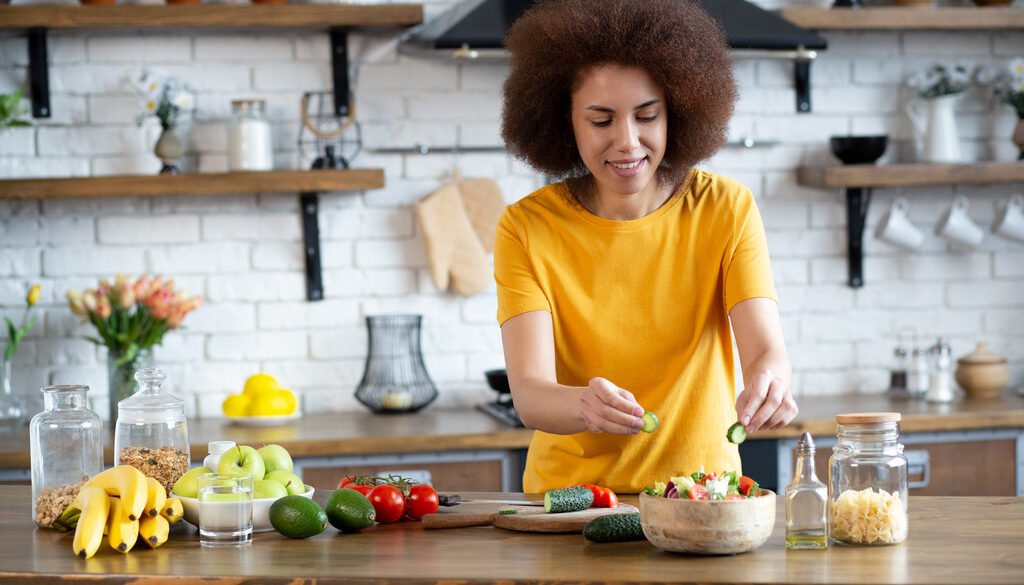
[580,377,646,434]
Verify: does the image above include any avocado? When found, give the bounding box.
[582,512,645,543]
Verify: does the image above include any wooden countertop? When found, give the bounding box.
[3,393,1023,470]
[1,487,1021,585]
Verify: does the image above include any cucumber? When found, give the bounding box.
[726,421,747,444]
[640,411,658,433]
[543,486,593,513]
[583,513,645,543]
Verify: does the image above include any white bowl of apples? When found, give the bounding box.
[171,444,314,533]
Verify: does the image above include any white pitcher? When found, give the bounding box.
[906,94,962,164]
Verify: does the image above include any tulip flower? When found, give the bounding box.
[97,280,111,296]
[116,284,135,309]
[26,284,40,307]
[95,295,112,319]
[82,290,98,314]
[66,290,87,316]
[133,275,151,300]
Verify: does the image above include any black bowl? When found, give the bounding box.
[829,135,889,165]
[484,369,511,394]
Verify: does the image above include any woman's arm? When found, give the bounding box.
[729,297,797,432]
[501,310,645,435]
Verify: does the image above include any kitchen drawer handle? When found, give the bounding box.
[906,449,930,490]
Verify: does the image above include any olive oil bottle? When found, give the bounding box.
[785,432,828,550]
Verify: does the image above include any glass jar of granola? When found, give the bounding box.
[113,367,190,495]
[29,385,103,527]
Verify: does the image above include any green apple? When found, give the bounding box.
[217,445,266,480]
[171,466,212,499]
[253,479,289,500]
[265,470,306,495]
[257,444,293,475]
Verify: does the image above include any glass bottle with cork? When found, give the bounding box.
[785,431,828,549]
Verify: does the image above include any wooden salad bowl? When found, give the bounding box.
[639,491,775,555]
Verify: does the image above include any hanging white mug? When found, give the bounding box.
[875,197,924,250]
[993,193,1024,244]
[906,94,962,164]
[935,195,984,248]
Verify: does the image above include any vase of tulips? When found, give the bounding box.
[66,275,202,421]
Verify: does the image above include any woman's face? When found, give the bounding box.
[570,64,668,200]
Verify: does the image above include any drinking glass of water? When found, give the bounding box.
[198,472,253,546]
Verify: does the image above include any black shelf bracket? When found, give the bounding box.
[845,186,872,288]
[329,27,350,118]
[300,192,324,302]
[794,58,811,113]
[27,28,50,119]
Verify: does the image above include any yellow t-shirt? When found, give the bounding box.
[494,169,777,493]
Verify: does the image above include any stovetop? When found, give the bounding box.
[476,395,524,428]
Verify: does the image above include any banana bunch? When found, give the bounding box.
[53,465,185,559]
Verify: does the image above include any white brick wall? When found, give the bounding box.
[1,1,1023,419]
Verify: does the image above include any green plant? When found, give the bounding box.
[5,285,39,360]
[907,62,972,100]
[0,89,32,132]
[978,58,1024,117]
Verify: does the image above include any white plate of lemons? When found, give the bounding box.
[223,374,300,424]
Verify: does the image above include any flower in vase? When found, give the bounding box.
[977,57,1024,118]
[907,62,972,100]
[4,284,40,360]
[125,69,196,129]
[66,274,203,366]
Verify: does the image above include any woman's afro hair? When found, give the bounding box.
[501,0,737,184]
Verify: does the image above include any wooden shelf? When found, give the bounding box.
[797,162,1024,189]
[780,6,1024,30]
[0,169,384,199]
[0,4,423,29]
[797,161,1024,289]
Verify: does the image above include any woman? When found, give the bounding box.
[494,0,797,494]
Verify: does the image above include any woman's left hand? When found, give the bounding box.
[734,368,797,433]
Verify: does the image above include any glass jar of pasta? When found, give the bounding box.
[828,412,908,546]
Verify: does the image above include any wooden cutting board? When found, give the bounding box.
[421,502,639,533]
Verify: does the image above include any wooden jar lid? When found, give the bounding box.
[835,412,901,424]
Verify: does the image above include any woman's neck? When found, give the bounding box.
[572,175,676,221]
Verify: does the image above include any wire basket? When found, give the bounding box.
[354,315,438,414]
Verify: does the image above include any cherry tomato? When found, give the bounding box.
[738,476,756,496]
[404,484,439,521]
[698,472,717,485]
[689,484,709,500]
[368,484,405,523]
[592,487,618,508]
[726,494,745,501]
[337,475,358,489]
[344,484,373,496]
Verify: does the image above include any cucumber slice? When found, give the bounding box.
[726,421,747,444]
[543,486,593,513]
[640,411,658,433]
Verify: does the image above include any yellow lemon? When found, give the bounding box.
[222,394,251,417]
[249,393,290,416]
[243,373,280,397]
[276,389,297,414]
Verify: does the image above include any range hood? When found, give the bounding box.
[406,0,827,112]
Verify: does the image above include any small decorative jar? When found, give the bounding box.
[228,99,273,171]
[113,367,190,495]
[828,412,908,546]
[955,342,1009,399]
[29,385,103,527]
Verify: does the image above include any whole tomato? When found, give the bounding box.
[368,484,405,523]
[404,484,439,521]
[592,487,618,508]
[337,475,357,489]
[344,484,373,496]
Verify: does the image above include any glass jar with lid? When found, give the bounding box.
[113,367,190,496]
[828,412,908,546]
[29,385,103,527]
[228,99,273,171]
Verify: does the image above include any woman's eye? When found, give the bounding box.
[590,120,612,127]
[637,115,658,123]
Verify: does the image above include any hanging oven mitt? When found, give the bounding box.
[415,181,496,296]
[456,178,505,253]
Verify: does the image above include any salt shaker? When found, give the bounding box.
[907,347,929,398]
[228,99,273,171]
[927,338,954,403]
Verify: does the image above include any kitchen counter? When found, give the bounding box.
[0,486,1021,585]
